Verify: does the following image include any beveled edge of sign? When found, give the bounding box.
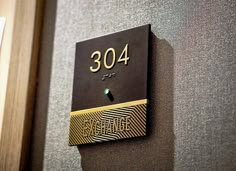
[70,99,148,116]
[75,24,150,45]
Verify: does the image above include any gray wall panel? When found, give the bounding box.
[31,0,236,170]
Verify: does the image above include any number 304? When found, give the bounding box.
[90,44,129,73]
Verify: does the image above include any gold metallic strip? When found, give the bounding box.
[69,103,147,145]
[70,99,148,116]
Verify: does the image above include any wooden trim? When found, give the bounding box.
[0,0,17,140]
[0,0,44,170]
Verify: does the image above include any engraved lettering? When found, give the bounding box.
[119,117,125,132]
[125,116,131,131]
[83,116,131,137]
[100,119,106,135]
[113,118,119,133]
[83,120,89,137]
[88,119,95,136]
[106,119,112,134]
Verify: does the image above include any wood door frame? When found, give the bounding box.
[0,0,44,170]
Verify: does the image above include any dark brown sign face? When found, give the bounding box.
[69,24,150,145]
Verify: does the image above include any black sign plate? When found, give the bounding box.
[69,24,150,145]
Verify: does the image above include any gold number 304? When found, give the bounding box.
[89,44,129,73]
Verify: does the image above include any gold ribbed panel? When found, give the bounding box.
[69,100,147,145]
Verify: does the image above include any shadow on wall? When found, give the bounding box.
[29,0,57,170]
[78,32,175,171]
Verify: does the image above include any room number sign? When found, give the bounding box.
[69,24,150,145]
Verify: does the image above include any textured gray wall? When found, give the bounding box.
[31,0,236,170]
